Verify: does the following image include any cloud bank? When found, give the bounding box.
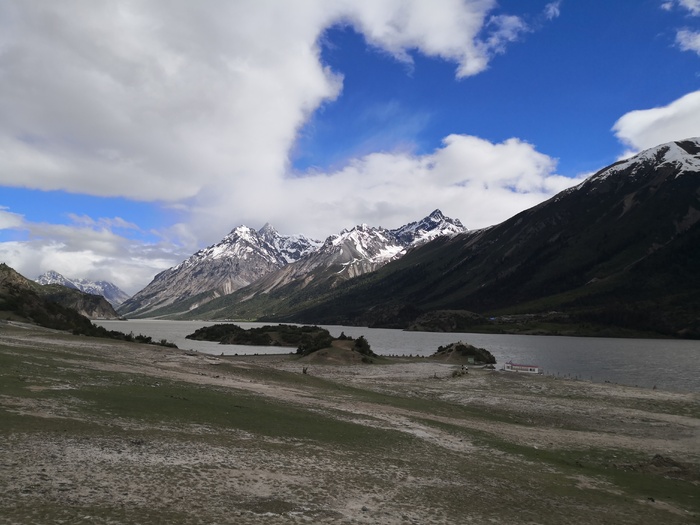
[0,208,188,295]
[1,1,695,293]
[0,2,554,232]
[0,0,583,291]
[612,90,700,156]
[0,1,528,203]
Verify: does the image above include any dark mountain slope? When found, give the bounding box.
[273,139,700,336]
[40,285,121,320]
[0,263,98,331]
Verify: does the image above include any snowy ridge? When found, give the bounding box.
[320,210,466,268]
[322,225,403,265]
[172,225,321,272]
[36,270,130,307]
[391,209,466,246]
[591,138,700,183]
[270,209,468,284]
[259,223,323,263]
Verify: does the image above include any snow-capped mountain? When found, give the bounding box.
[391,209,466,246]
[259,223,323,262]
[36,270,130,307]
[176,210,468,320]
[246,223,408,295]
[307,209,466,279]
[593,138,700,182]
[120,210,465,319]
[118,224,322,318]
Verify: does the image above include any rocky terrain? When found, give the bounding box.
[0,264,120,326]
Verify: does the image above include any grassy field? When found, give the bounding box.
[1,321,698,524]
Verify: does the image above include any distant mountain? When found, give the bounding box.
[36,270,130,307]
[118,224,322,318]
[175,209,467,320]
[0,263,119,328]
[226,138,700,338]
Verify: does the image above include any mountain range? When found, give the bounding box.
[255,138,700,337]
[118,209,465,318]
[36,270,130,307]
[115,137,700,338]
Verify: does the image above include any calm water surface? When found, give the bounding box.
[96,319,700,393]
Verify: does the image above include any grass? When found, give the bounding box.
[0,359,412,453]
[409,416,700,520]
[1,324,698,524]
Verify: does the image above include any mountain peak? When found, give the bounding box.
[596,137,700,184]
[392,210,467,246]
[226,225,257,239]
[258,223,278,236]
[36,270,77,289]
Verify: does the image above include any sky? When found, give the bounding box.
[1,0,700,295]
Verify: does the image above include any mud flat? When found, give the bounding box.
[1,321,698,524]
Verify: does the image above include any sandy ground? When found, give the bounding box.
[1,322,699,524]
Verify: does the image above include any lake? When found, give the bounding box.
[95,319,700,393]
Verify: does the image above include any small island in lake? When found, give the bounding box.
[430,341,496,364]
[185,323,377,362]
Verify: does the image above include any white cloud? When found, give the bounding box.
[676,28,700,54]
[0,1,530,203]
[0,207,24,230]
[612,90,700,154]
[0,1,342,202]
[661,0,700,14]
[341,0,522,78]
[1,134,585,294]
[544,2,562,20]
[661,1,700,57]
[678,0,700,15]
[0,212,188,295]
[227,135,584,239]
[0,1,570,291]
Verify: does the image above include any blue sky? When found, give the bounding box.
[1,0,699,294]
[296,1,700,175]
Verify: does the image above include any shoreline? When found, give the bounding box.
[191,350,696,395]
[94,318,700,393]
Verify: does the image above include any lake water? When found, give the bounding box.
[95,319,700,393]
